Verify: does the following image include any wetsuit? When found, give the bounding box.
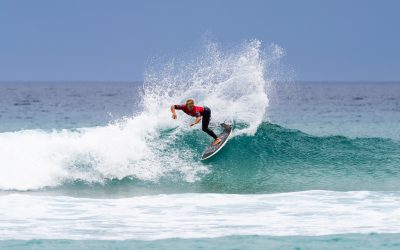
[174,104,218,139]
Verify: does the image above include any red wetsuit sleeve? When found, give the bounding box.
[174,105,182,110]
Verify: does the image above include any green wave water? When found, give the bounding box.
[2,234,400,250]
[40,122,400,197]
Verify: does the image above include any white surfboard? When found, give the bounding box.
[201,123,233,160]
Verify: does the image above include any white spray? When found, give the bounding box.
[0,40,284,190]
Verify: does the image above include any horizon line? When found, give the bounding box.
[1,80,400,84]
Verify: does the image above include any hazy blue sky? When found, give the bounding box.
[1,0,399,81]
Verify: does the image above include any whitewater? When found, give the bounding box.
[1,191,400,240]
[0,40,272,191]
[1,40,400,249]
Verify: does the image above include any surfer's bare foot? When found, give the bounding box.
[212,138,222,146]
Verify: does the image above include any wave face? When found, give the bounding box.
[1,122,400,194]
[197,123,400,193]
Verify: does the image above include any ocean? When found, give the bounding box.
[1,41,400,249]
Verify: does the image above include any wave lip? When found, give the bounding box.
[1,191,399,240]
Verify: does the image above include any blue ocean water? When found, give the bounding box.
[1,42,399,249]
[2,234,400,250]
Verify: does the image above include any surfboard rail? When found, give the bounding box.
[201,123,232,160]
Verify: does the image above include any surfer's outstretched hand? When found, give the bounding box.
[190,117,202,127]
[172,114,177,119]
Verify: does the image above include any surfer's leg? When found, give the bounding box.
[202,108,218,139]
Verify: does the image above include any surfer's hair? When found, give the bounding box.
[186,99,194,105]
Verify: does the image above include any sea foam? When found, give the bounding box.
[1,191,399,240]
[0,40,279,190]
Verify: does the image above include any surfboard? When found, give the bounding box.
[201,123,233,160]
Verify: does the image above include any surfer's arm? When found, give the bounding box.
[170,105,179,119]
[190,116,202,126]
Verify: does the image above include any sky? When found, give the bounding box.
[0,0,399,82]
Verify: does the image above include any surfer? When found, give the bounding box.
[171,99,222,145]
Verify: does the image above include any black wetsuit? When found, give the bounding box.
[201,107,218,139]
[174,104,218,139]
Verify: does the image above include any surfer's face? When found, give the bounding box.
[186,101,194,110]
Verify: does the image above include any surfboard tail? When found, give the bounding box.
[201,124,233,160]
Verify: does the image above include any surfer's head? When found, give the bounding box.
[186,99,194,110]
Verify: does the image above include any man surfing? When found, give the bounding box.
[171,99,222,145]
